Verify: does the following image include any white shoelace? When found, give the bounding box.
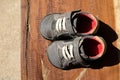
[56,17,66,32]
[61,37,83,60]
[62,44,74,60]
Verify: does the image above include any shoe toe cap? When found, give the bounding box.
[47,42,62,69]
[40,14,54,39]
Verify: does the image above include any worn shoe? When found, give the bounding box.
[47,35,106,69]
[40,10,99,40]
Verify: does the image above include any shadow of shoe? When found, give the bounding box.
[90,20,120,69]
[96,20,118,42]
[63,20,120,70]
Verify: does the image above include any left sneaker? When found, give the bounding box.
[40,10,99,40]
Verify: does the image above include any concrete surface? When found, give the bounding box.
[114,0,120,48]
[113,0,120,79]
[0,0,21,80]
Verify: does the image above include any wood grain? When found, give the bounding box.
[22,0,120,80]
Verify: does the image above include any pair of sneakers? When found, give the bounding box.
[40,10,106,69]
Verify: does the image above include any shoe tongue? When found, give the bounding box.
[79,45,89,59]
[79,37,94,60]
[72,18,77,28]
[73,37,88,59]
[73,37,90,67]
[71,10,82,28]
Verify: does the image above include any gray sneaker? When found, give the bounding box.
[40,10,99,40]
[47,35,106,69]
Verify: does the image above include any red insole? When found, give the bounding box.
[76,14,97,33]
[83,38,103,57]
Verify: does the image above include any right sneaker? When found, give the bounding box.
[40,10,99,40]
[47,35,106,69]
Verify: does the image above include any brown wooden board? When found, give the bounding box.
[21,0,120,80]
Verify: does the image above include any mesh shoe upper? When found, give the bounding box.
[47,35,106,69]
